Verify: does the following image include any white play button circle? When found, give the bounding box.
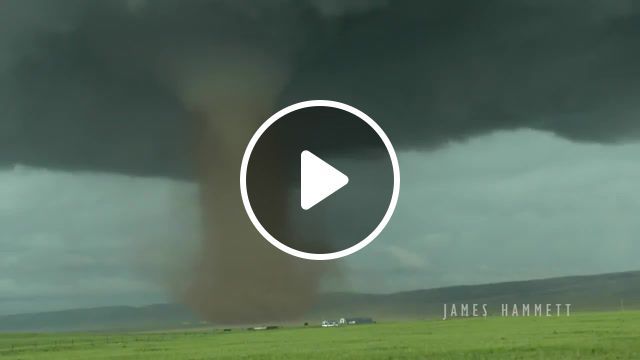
[300,150,349,210]
[240,100,400,260]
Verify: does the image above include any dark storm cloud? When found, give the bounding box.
[1,0,639,177]
[0,0,320,177]
[282,0,640,147]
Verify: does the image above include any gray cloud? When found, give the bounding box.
[0,166,199,314]
[339,129,640,293]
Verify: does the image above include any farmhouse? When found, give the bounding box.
[321,317,375,327]
[321,320,338,327]
[339,317,374,325]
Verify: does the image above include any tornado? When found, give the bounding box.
[167,49,325,323]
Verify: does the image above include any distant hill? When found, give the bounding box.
[1,271,638,332]
[311,271,640,320]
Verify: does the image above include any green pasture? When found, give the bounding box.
[1,311,638,359]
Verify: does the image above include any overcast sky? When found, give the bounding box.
[1,128,638,315]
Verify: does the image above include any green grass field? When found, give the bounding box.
[1,311,638,359]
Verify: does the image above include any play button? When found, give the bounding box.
[240,100,400,260]
[300,150,349,210]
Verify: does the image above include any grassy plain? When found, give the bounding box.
[0,311,638,359]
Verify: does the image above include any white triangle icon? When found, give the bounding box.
[300,150,349,210]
